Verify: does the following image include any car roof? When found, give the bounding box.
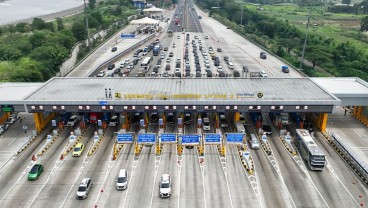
[75,143,83,147]
[162,174,170,181]
[81,178,90,184]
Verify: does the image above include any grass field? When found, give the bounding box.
[245,4,368,49]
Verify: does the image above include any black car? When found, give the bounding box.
[262,124,272,135]
[114,68,121,74]
[219,71,225,77]
[185,71,191,77]
[137,49,143,53]
[233,70,240,77]
[164,47,168,51]
[217,48,222,52]
[132,59,139,65]
[169,52,174,57]
[153,66,159,73]
[111,47,117,52]
[108,64,115,70]
[243,66,249,72]
[224,56,229,62]
[195,72,201,77]
[150,113,159,123]
[185,65,190,72]
[207,71,213,77]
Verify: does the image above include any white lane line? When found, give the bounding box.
[201,146,206,208]
[8,137,18,145]
[217,146,234,208]
[353,129,362,138]
[326,159,360,207]
[0,160,36,206]
[121,150,142,208]
[149,154,161,208]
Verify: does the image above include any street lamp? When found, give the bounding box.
[300,7,315,70]
[83,0,91,49]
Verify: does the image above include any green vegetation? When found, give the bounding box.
[196,0,368,81]
[0,0,137,82]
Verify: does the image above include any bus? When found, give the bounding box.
[141,57,152,68]
[295,129,326,170]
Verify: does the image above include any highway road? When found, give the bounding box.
[0,0,367,207]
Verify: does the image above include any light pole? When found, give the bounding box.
[83,0,91,49]
[240,3,244,26]
[299,8,312,70]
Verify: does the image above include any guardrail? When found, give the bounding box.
[329,133,368,187]
[88,33,156,77]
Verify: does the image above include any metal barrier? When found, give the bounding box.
[331,133,368,187]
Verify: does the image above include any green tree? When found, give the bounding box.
[361,16,368,31]
[304,45,332,69]
[31,18,47,30]
[11,58,44,82]
[91,11,103,24]
[15,23,28,33]
[71,22,87,41]
[0,44,22,60]
[89,0,96,9]
[87,15,100,28]
[278,37,300,54]
[56,18,64,31]
[29,31,47,48]
[0,61,13,81]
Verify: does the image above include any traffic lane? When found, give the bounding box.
[30,127,96,208]
[0,128,71,208]
[250,148,293,208]
[226,145,259,208]
[123,146,156,208]
[152,144,178,208]
[328,107,368,160]
[267,133,327,207]
[180,147,205,208]
[204,145,232,208]
[310,133,365,207]
[97,143,135,208]
[195,6,302,78]
[61,128,116,208]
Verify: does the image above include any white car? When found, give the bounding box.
[5,113,20,124]
[124,59,130,64]
[172,43,176,48]
[166,58,171,63]
[217,66,223,72]
[177,35,181,39]
[205,36,209,39]
[159,174,171,198]
[76,178,92,200]
[67,115,79,126]
[97,71,105,77]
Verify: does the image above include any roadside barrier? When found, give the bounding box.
[237,145,254,174]
[322,132,368,187]
[36,135,57,157]
[16,125,54,156]
[279,135,297,155]
[88,135,105,157]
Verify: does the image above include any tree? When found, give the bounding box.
[31,18,47,30]
[11,58,44,82]
[342,0,351,4]
[361,16,368,31]
[0,44,22,60]
[91,11,103,24]
[278,37,300,54]
[89,0,96,9]
[56,18,64,31]
[71,22,87,41]
[16,23,28,33]
[29,31,47,48]
[87,15,100,28]
[304,45,332,69]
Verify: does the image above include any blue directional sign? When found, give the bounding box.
[138,133,156,144]
[226,133,244,144]
[121,33,135,38]
[182,135,200,145]
[160,133,176,143]
[99,100,107,106]
[204,134,221,144]
[117,133,133,143]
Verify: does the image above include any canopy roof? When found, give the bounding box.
[143,7,163,12]
[130,17,160,25]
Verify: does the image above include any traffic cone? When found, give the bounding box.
[32,155,37,161]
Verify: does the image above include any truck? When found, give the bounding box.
[153,45,160,56]
[235,121,245,133]
[88,112,103,124]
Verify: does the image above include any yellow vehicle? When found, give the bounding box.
[73,143,85,157]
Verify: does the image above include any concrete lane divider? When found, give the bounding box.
[37,135,57,157]
[88,136,105,157]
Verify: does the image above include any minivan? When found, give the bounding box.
[116,169,128,190]
[249,134,260,150]
[203,118,210,131]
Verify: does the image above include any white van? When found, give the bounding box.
[116,169,128,190]
[249,134,260,150]
[228,62,234,70]
[219,114,228,128]
[109,115,118,126]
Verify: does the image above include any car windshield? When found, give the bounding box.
[30,166,39,174]
[78,186,87,192]
[161,182,170,188]
[74,147,81,151]
[118,177,127,183]
[252,139,258,144]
